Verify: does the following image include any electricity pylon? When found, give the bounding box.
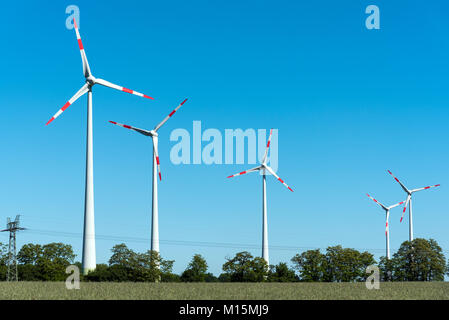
[1,215,26,281]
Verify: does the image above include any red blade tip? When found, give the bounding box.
[181,98,188,105]
[46,118,54,126]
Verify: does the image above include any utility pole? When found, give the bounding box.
[1,215,26,281]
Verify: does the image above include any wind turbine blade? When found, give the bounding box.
[385,211,390,236]
[73,18,91,78]
[108,121,152,136]
[411,184,441,193]
[400,195,411,222]
[227,166,262,178]
[46,83,89,125]
[262,129,273,164]
[387,170,410,194]
[388,200,406,210]
[152,136,161,181]
[366,193,388,211]
[154,99,188,132]
[265,166,294,192]
[95,78,154,100]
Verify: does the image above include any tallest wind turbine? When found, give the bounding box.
[46,19,154,274]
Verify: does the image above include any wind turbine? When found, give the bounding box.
[109,98,188,256]
[387,170,440,241]
[366,194,405,259]
[227,129,293,266]
[46,19,154,275]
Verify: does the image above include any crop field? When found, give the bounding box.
[0,282,448,300]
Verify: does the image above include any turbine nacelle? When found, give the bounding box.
[387,170,440,223]
[109,99,188,182]
[45,19,154,127]
[150,130,158,137]
[227,129,294,192]
[86,76,96,86]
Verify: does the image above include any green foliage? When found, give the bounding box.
[218,273,231,282]
[205,272,219,282]
[0,243,7,281]
[292,246,375,282]
[181,254,208,282]
[18,244,42,265]
[0,242,8,266]
[379,238,447,281]
[16,242,76,281]
[268,262,298,282]
[378,256,394,282]
[108,244,162,282]
[160,258,180,282]
[85,244,176,282]
[323,246,375,282]
[7,239,446,283]
[291,249,325,282]
[222,251,269,282]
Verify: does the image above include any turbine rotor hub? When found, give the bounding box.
[86,76,96,86]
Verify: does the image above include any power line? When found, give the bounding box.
[17,228,449,256]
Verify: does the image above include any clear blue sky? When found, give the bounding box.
[1,0,448,276]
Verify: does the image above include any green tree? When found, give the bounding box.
[389,238,446,281]
[160,258,180,282]
[16,242,76,281]
[293,246,375,282]
[0,242,7,281]
[222,251,268,282]
[378,256,394,282]
[181,254,208,282]
[291,249,325,282]
[205,272,219,282]
[322,246,375,282]
[0,242,9,265]
[36,243,76,281]
[218,273,231,282]
[268,262,298,282]
[18,243,42,265]
[108,243,135,267]
[129,249,162,282]
[83,264,113,282]
[108,244,172,282]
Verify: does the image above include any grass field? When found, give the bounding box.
[0,282,448,300]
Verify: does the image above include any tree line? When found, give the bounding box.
[0,238,448,282]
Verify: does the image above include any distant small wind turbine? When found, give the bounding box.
[387,170,440,241]
[227,129,293,266]
[109,99,188,257]
[46,19,154,275]
[366,194,405,259]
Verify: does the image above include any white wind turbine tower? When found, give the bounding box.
[387,170,440,241]
[46,19,154,274]
[109,98,188,256]
[366,194,405,259]
[227,129,293,266]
